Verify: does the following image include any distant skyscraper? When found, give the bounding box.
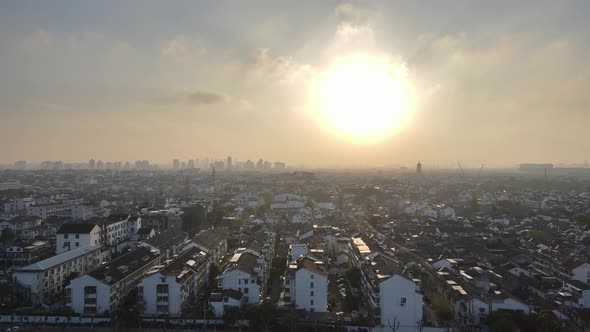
[226,156,232,170]
[416,161,422,174]
[195,158,200,168]
[187,160,195,169]
[257,159,264,169]
[88,159,96,170]
[203,158,209,170]
[274,162,286,169]
[14,160,27,170]
[173,159,180,170]
[96,160,104,170]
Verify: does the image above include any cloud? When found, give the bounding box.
[334,3,374,25]
[150,89,229,107]
[249,48,312,83]
[186,91,228,105]
[161,35,206,60]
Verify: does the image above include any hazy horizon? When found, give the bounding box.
[1,1,589,166]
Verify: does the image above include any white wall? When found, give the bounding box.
[139,273,183,316]
[218,270,260,304]
[573,264,590,284]
[56,226,100,254]
[294,269,327,312]
[67,275,111,316]
[379,275,423,332]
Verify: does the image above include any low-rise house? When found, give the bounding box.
[138,246,210,317]
[66,247,160,316]
[285,256,328,312]
[0,241,53,266]
[13,246,109,304]
[218,252,262,304]
[210,289,242,318]
[191,228,229,262]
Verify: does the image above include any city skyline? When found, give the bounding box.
[1,1,589,166]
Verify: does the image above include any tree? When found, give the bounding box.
[245,302,275,332]
[0,228,15,243]
[432,294,453,321]
[222,306,240,327]
[345,267,361,289]
[487,310,517,332]
[209,263,221,287]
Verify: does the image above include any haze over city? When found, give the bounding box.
[1,1,589,167]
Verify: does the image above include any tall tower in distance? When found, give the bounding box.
[416,161,422,175]
[226,156,232,170]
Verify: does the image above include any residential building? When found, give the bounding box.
[13,246,108,304]
[66,247,160,316]
[138,247,210,317]
[56,223,101,254]
[218,252,262,304]
[285,256,328,312]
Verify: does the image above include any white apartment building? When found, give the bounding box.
[56,214,141,254]
[13,246,108,304]
[218,252,262,304]
[191,228,229,262]
[71,205,100,220]
[349,237,423,331]
[3,197,34,213]
[26,198,84,219]
[56,223,102,254]
[101,214,141,246]
[66,247,160,316]
[379,275,423,331]
[289,256,328,312]
[138,247,210,317]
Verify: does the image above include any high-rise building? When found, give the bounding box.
[203,158,209,170]
[173,159,180,170]
[226,156,232,170]
[274,162,286,169]
[187,160,195,169]
[416,161,422,174]
[14,160,27,170]
[96,160,104,170]
[257,159,264,169]
[88,159,96,170]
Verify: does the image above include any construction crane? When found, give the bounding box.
[457,161,465,177]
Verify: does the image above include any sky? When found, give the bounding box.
[1,0,589,168]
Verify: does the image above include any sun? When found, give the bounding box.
[310,54,414,143]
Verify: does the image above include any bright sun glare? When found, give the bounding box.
[311,54,414,143]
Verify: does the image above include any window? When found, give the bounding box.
[400,297,407,305]
[157,284,168,293]
[157,305,168,312]
[244,288,249,294]
[64,234,69,239]
[310,274,314,279]
[310,300,314,305]
[84,298,97,304]
[75,234,79,239]
[157,296,168,302]
[244,279,249,284]
[310,282,314,288]
[75,242,79,247]
[310,291,314,296]
[84,286,97,295]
